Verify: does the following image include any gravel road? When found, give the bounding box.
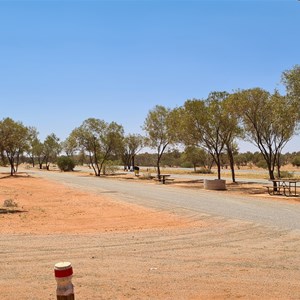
[1,168,300,299]
[28,169,300,231]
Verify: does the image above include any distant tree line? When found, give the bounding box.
[135,150,300,171]
[0,65,299,181]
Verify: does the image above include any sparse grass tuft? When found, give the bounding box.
[3,199,18,208]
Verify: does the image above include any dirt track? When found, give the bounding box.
[1,174,300,299]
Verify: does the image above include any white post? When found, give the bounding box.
[54,262,75,300]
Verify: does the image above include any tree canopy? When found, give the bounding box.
[180,92,239,179]
[0,65,299,178]
[70,118,124,176]
[0,118,30,175]
[233,88,299,180]
[143,105,177,178]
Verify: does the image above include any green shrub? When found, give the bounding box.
[292,156,300,167]
[276,171,294,179]
[102,160,119,175]
[57,156,75,172]
[180,162,193,168]
[195,167,213,174]
[255,160,268,169]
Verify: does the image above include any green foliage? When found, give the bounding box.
[282,65,300,106]
[122,134,145,168]
[292,156,300,167]
[276,170,294,179]
[143,105,177,176]
[182,146,211,171]
[181,92,239,179]
[62,134,78,157]
[161,149,181,167]
[57,156,75,171]
[0,117,30,175]
[70,118,124,176]
[195,167,213,174]
[255,160,268,170]
[235,152,254,167]
[180,162,193,168]
[233,88,299,180]
[102,160,119,175]
[43,133,61,170]
[135,152,157,166]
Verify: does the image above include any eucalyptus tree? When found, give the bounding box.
[122,134,144,170]
[33,139,45,169]
[181,92,239,180]
[0,117,30,175]
[282,65,300,127]
[282,65,300,104]
[182,146,212,172]
[143,105,178,179]
[62,133,78,157]
[71,118,124,176]
[43,133,61,170]
[222,95,243,182]
[26,127,40,167]
[233,88,299,180]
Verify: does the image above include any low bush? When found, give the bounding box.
[292,156,300,167]
[3,199,18,208]
[276,171,294,179]
[195,167,213,174]
[57,156,75,172]
[102,160,119,175]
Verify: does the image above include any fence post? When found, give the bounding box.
[54,262,75,300]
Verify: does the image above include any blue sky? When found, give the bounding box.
[0,0,299,153]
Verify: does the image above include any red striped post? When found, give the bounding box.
[54,262,75,300]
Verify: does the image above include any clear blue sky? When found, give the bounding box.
[1,0,299,153]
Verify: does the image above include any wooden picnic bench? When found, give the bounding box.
[265,179,300,197]
[157,174,173,184]
[264,185,282,195]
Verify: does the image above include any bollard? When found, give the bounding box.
[54,262,75,300]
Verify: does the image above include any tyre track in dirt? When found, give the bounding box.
[29,169,300,231]
[1,169,300,299]
[1,219,300,299]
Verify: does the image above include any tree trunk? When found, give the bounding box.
[276,154,281,178]
[15,153,20,173]
[217,164,221,180]
[31,157,35,168]
[157,159,161,181]
[267,159,275,181]
[277,164,281,179]
[268,165,278,191]
[0,150,7,166]
[208,159,214,170]
[6,154,15,176]
[10,164,14,176]
[227,145,236,183]
[216,155,221,180]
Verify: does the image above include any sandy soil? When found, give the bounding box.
[0,174,195,234]
[1,172,300,299]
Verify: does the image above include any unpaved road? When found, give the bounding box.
[1,169,300,299]
[29,169,300,231]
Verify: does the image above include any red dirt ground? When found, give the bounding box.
[1,173,300,299]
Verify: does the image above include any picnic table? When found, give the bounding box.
[158,174,171,184]
[265,179,300,196]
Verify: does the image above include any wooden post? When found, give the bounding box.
[54,262,75,300]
